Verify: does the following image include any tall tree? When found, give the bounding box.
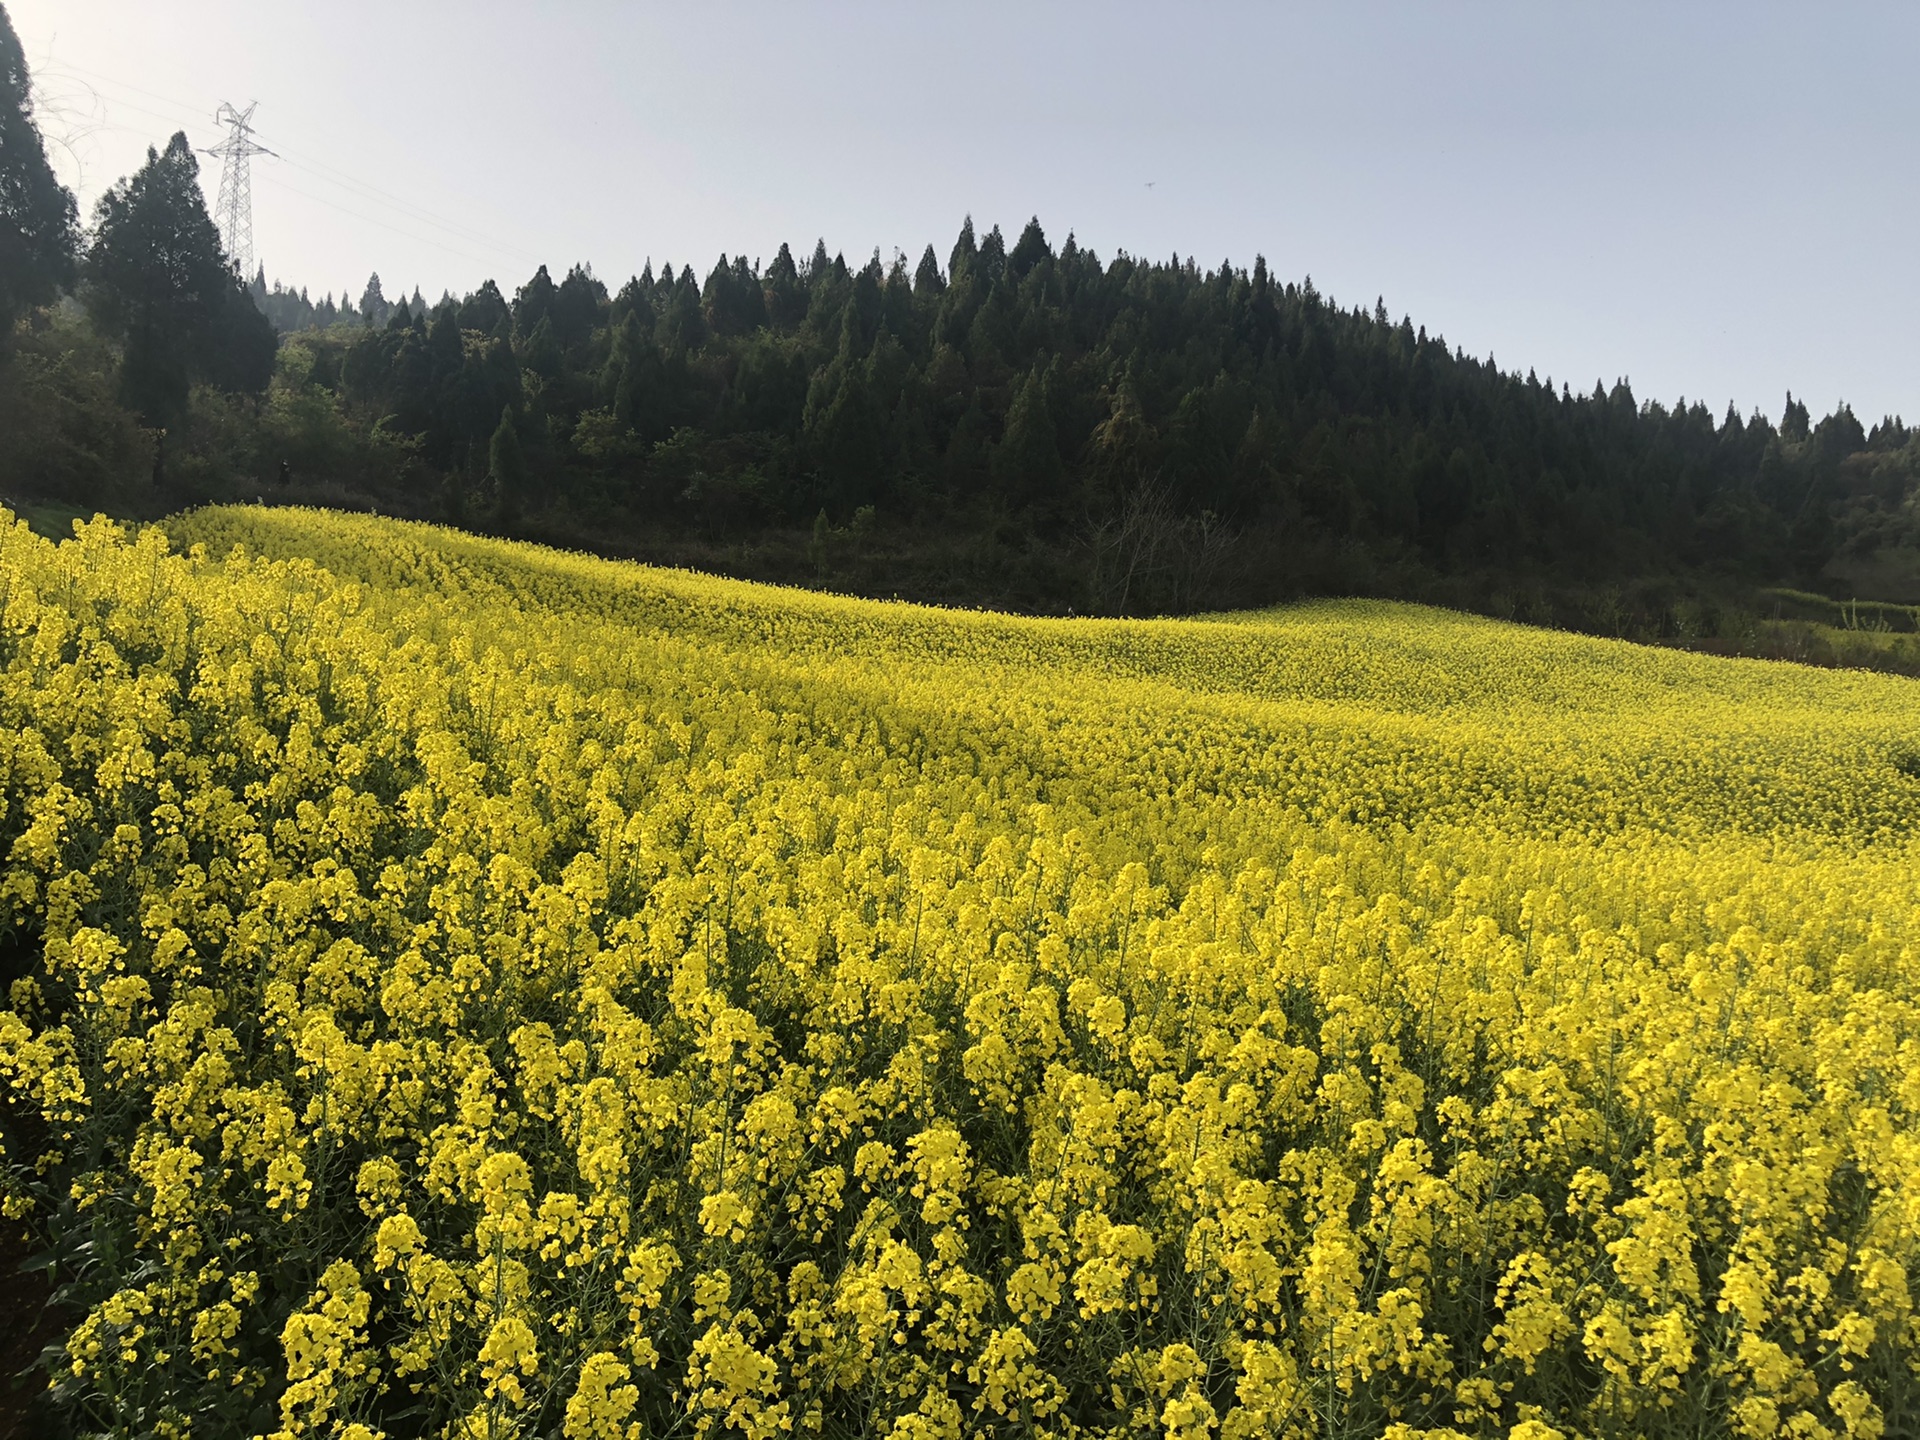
[513,265,557,339]
[948,216,978,287]
[487,405,526,498]
[552,262,607,349]
[912,244,946,297]
[1009,216,1051,280]
[84,132,273,427]
[458,278,509,335]
[765,243,805,329]
[358,274,389,328]
[0,2,79,347]
[992,364,1063,505]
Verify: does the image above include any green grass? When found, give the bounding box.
[11,501,90,542]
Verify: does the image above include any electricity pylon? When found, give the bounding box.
[202,101,273,279]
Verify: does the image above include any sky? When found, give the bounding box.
[14,1,1919,427]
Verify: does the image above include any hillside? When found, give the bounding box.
[0,506,1915,1438]
[12,207,1920,634]
[171,505,1920,843]
[6,14,1920,638]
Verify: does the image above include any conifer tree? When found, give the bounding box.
[1782,392,1811,443]
[0,2,78,348]
[85,132,273,426]
[49,204,1892,608]
[1086,374,1158,505]
[358,274,388,327]
[552,263,606,348]
[913,244,945,297]
[458,278,509,334]
[513,264,557,339]
[766,243,805,329]
[609,275,648,326]
[948,217,978,287]
[978,224,1007,281]
[519,315,562,378]
[992,365,1063,504]
[1009,217,1051,279]
[487,404,526,499]
[731,254,767,331]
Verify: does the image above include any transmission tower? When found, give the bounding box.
[201,101,274,279]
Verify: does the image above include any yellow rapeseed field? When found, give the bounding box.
[1,506,1916,1440]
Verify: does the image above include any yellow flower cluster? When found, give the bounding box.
[0,505,1916,1439]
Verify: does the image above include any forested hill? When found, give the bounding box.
[4,9,1919,621]
[256,221,1917,614]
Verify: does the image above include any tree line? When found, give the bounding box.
[4,2,1917,620]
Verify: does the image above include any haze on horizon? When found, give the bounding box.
[14,0,1918,427]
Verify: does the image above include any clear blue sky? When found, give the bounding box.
[16,1,1919,425]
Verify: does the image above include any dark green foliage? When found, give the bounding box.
[0,309,149,506]
[248,271,341,333]
[11,111,1918,626]
[458,278,509,335]
[993,364,1063,506]
[83,133,274,427]
[374,211,1879,606]
[358,273,388,329]
[513,264,556,339]
[1009,216,1051,279]
[551,263,607,350]
[488,405,527,498]
[703,254,767,337]
[765,244,806,330]
[913,244,946,298]
[0,3,78,348]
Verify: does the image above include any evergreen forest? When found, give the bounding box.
[5,3,1920,646]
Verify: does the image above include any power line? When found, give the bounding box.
[38,98,539,275]
[38,58,544,273]
[251,170,537,272]
[269,151,543,267]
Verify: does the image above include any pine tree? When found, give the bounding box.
[663,267,707,350]
[513,264,557,339]
[487,405,526,499]
[1086,374,1158,505]
[85,132,273,426]
[1782,392,1811,444]
[0,2,79,347]
[913,244,945,297]
[359,274,388,327]
[991,365,1062,505]
[731,255,767,332]
[702,254,765,337]
[552,263,606,348]
[765,243,805,329]
[518,315,562,378]
[1161,385,1228,511]
[458,279,509,334]
[978,224,1007,282]
[948,217,978,286]
[1009,217,1051,279]
[609,275,648,326]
